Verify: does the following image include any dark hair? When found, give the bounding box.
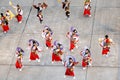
[105,35,108,39]
[17,4,20,7]
[69,57,72,60]
[1,13,4,16]
[33,41,36,45]
[86,49,90,53]
[65,0,68,2]
[5,21,8,25]
[57,43,61,47]
[73,29,77,33]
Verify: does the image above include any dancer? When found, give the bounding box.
[62,0,70,10]
[42,26,53,49]
[15,47,24,71]
[65,7,70,20]
[83,2,91,17]
[80,47,92,69]
[0,13,9,33]
[66,27,79,51]
[99,35,113,57]
[33,2,47,23]
[29,39,42,62]
[52,40,64,63]
[64,55,78,79]
[9,1,23,23]
[2,20,9,33]
[5,10,15,21]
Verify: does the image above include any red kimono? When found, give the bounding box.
[15,58,22,69]
[46,37,52,48]
[102,47,110,55]
[102,38,110,55]
[2,24,9,32]
[30,52,40,60]
[69,40,75,51]
[83,4,91,16]
[84,9,90,16]
[16,14,22,22]
[30,46,40,60]
[65,68,74,76]
[52,53,62,61]
[82,59,87,67]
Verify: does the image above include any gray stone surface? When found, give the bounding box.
[0,0,120,80]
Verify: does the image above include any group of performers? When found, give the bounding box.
[10,2,23,23]
[14,25,114,79]
[0,1,23,33]
[0,0,92,33]
[0,0,114,79]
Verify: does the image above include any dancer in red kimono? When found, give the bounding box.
[83,3,91,17]
[80,47,92,69]
[99,35,113,57]
[2,20,9,33]
[66,27,79,52]
[15,47,24,71]
[29,39,42,62]
[64,55,78,79]
[10,2,23,23]
[52,40,64,63]
[42,26,53,49]
[0,13,9,33]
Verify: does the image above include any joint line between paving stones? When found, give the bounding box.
[86,0,98,80]
[5,0,35,80]
[118,42,120,80]
[0,64,120,68]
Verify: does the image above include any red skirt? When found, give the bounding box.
[52,53,62,61]
[83,9,91,16]
[30,52,40,60]
[82,61,87,67]
[102,47,110,55]
[46,40,52,48]
[70,41,75,51]
[15,60,22,69]
[65,68,74,76]
[16,14,22,22]
[2,25,9,32]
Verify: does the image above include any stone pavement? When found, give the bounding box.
[0,0,120,80]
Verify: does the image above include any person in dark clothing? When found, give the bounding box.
[65,7,70,20]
